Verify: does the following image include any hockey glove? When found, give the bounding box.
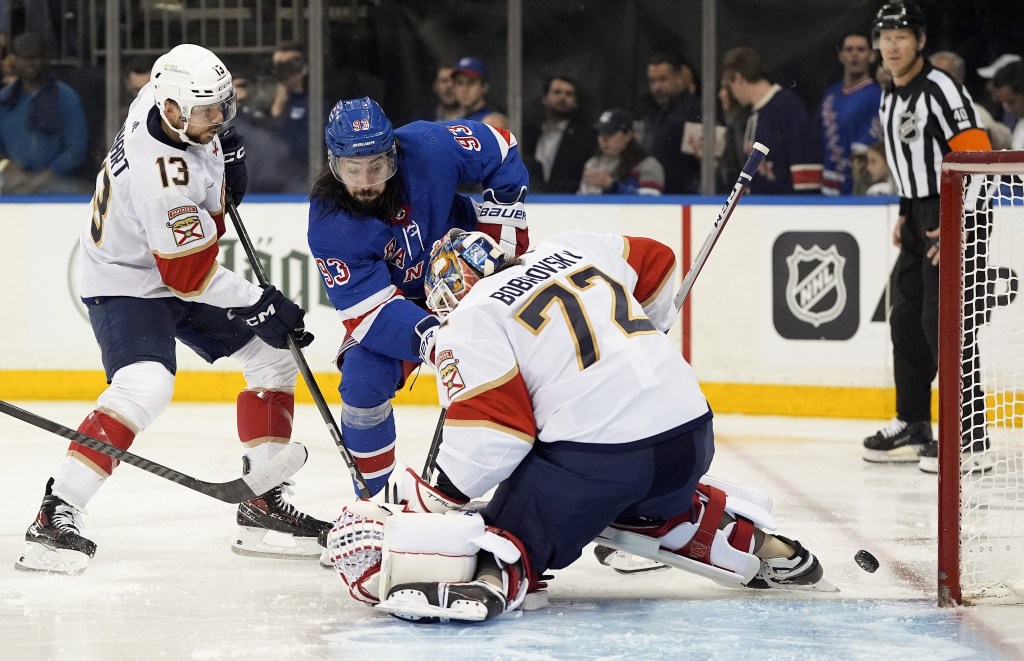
[413,315,441,367]
[220,127,248,205]
[229,285,314,349]
[384,461,469,514]
[475,186,529,257]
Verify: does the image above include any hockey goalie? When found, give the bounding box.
[325,229,835,623]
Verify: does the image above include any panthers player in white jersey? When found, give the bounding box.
[15,44,325,576]
[324,230,832,623]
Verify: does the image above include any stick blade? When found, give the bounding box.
[241,442,309,496]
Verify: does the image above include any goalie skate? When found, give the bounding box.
[747,535,837,592]
[593,544,670,574]
[377,580,505,623]
[232,457,329,559]
[15,478,96,575]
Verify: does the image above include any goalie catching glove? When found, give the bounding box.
[474,186,529,257]
[228,285,314,350]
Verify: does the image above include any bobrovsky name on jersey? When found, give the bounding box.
[487,250,584,305]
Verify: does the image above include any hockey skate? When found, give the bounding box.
[863,418,932,463]
[918,435,996,475]
[379,580,507,623]
[232,457,329,559]
[747,534,836,592]
[15,478,96,575]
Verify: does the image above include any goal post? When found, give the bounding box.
[938,150,1024,606]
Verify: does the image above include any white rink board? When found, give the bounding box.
[0,198,898,389]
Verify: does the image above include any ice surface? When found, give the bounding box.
[1,402,1022,660]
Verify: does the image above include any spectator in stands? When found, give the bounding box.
[716,77,751,194]
[0,32,89,194]
[578,108,663,196]
[722,46,822,195]
[863,140,895,196]
[269,42,314,169]
[1,32,14,87]
[452,56,508,129]
[819,33,882,195]
[231,73,308,193]
[413,65,461,122]
[640,53,700,194]
[992,61,1024,149]
[930,51,1012,150]
[119,56,151,121]
[521,75,594,193]
[977,53,1021,132]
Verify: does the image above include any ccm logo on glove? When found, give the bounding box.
[229,285,313,349]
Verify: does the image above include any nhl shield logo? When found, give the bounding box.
[785,245,847,327]
[898,111,920,144]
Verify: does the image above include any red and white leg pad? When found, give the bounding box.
[598,480,776,589]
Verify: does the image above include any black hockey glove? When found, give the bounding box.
[230,285,313,349]
[220,127,247,206]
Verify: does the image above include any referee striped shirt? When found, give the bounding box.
[879,60,990,199]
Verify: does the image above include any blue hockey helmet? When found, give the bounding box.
[325,97,397,186]
[425,229,509,316]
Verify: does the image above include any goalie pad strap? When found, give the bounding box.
[681,484,726,564]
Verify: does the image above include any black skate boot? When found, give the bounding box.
[918,433,994,475]
[863,418,932,463]
[746,535,835,592]
[381,580,507,623]
[232,456,330,558]
[15,478,96,575]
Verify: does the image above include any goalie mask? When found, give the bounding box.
[325,97,397,188]
[425,229,508,316]
[151,44,236,146]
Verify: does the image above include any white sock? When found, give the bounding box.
[52,456,105,510]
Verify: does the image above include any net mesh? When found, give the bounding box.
[958,171,1024,604]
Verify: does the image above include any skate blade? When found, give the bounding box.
[862,448,922,463]
[231,526,322,559]
[601,549,671,575]
[757,577,840,593]
[14,542,89,575]
[376,595,488,622]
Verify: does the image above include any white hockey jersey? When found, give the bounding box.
[433,230,711,498]
[78,84,261,309]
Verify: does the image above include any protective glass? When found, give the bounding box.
[329,145,398,187]
[188,93,238,128]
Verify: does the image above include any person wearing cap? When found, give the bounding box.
[977,53,1022,132]
[451,56,509,130]
[578,108,663,196]
[992,62,1024,149]
[0,32,89,194]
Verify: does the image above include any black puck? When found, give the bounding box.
[855,549,879,573]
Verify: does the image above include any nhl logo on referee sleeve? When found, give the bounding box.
[772,232,859,340]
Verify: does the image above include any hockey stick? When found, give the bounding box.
[421,408,447,481]
[225,201,371,499]
[0,400,307,504]
[672,142,769,313]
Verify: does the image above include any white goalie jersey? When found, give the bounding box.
[433,230,711,498]
[78,84,261,309]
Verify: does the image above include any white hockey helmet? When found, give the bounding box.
[151,44,236,145]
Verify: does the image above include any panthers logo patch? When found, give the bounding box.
[435,349,465,399]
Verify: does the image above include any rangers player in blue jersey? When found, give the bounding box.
[307,97,530,496]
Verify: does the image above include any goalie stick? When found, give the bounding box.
[225,201,372,499]
[0,400,307,504]
[672,141,769,312]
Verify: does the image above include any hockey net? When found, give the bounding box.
[938,151,1024,606]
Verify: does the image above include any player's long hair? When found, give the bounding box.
[309,142,402,220]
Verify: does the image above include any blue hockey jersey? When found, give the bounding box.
[819,79,882,195]
[308,119,528,362]
[745,85,822,195]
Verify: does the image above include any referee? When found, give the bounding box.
[861,2,992,473]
